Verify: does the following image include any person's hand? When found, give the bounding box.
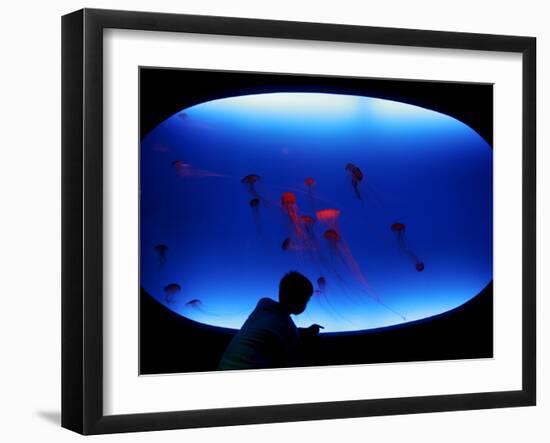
[305,323,324,336]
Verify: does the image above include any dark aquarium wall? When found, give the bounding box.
[139,68,493,374]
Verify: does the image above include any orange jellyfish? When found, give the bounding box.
[154,244,168,267]
[163,283,181,304]
[305,177,315,188]
[281,192,298,219]
[281,191,305,240]
[316,208,341,231]
[345,163,363,199]
[391,222,424,272]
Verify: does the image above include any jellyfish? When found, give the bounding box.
[184,298,218,317]
[345,163,363,199]
[322,229,367,286]
[281,238,292,251]
[324,229,341,244]
[247,198,262,234]
[281,192,305,239]
[241,174,261,197]
[391,222,424,272]
[163,283,181,304]
[298,215,318,250]
[315,208,341,231]
[312,275,347,321]
[304,177,317,209]
[317,276,326,293]
[300,215,316,235]
[185,298,202,308]
[154,244,168,267]
[281,191,299,220]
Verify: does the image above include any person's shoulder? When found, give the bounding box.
[255,298,287,316]
[257,297,277,308]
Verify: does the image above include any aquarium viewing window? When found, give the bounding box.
[62,8,536,435]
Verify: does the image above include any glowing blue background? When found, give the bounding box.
[140,92,493,333]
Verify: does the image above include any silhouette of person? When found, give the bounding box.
[218,271,323,370]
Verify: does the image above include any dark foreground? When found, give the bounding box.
[140,283,493,374]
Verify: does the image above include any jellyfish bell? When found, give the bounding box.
[316,208,342,231]
[241,174,260,192]
[345,163,363,181]
[415,262,425,272]
[323,229,341,242]
[154,243,168,253]
[185,298,202,307]
[241,174,260,185]
[304,177,315,187]
[317,276,326,292]
[164,283,180,293]
[316,209,341,222]
[163,283,181,304]
[247,197,263,234]
[281,191,297,207]
[391,222,406,233]
[183,298,219,317]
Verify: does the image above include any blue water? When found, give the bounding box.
[140,92,493,333]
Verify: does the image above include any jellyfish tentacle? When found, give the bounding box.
[391,222,424,272]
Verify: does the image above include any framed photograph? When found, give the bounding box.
[62,8,536,435]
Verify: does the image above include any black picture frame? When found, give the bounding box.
[62,8,536,435]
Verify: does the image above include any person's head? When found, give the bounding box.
[278,271,314,315]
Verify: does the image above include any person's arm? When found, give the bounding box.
[298,323,324,339]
